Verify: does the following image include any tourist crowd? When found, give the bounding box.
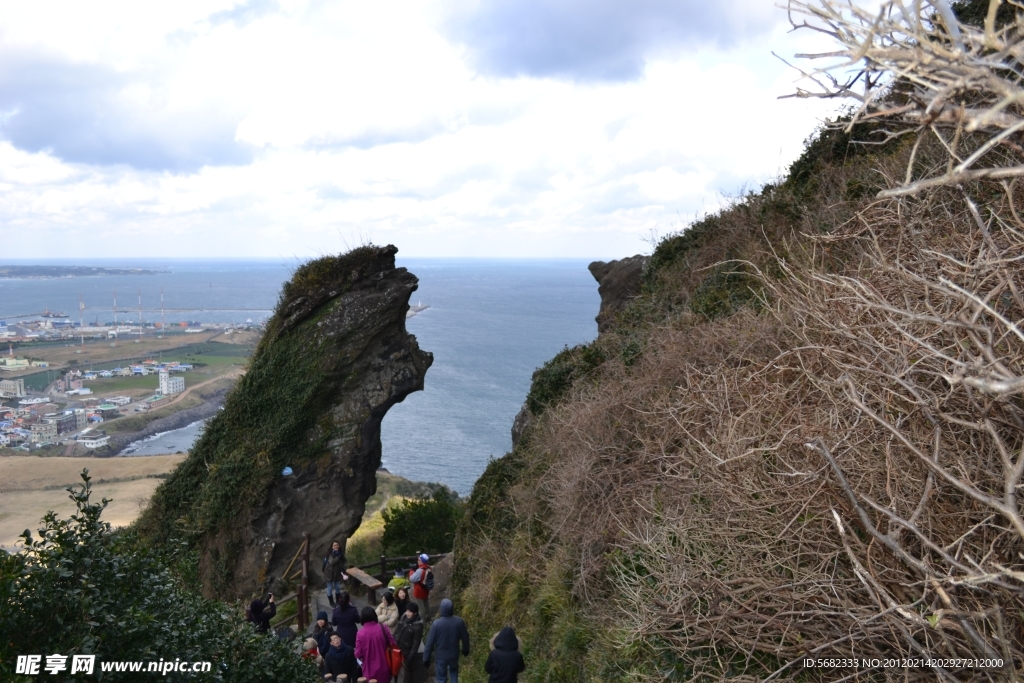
[247,544,525,683]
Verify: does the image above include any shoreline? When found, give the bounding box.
[106,390,226,455]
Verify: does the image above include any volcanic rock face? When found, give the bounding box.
[139,245,432,598]
[588,255,648,333]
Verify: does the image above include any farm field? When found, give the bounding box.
[0,454,185,549]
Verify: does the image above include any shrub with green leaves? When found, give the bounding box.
[381,490,460,556]
[0,471,317,683]
[525,343,605,415]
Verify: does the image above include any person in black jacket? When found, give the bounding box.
[323,633,358,681]
[323,540,349,608]
[423,599,470,683]
[394,602,425,683]
[247,594,276,635]
[332,592,360,648]
[314,611,335,657]
[484,627,525,683]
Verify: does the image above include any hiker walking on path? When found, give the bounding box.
[409,554,433,621]
[394,602,425,683]
[423,599,470,683]
[355,605,398,683]
[484,627,525,683]
[323,540,349,607]
[332,592,360,648]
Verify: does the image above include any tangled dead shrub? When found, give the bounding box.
[524,185,1023,681]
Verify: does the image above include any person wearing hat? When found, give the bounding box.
[394,602,424,683]
[409,553,433,621]
[388,567,412,592]
[314,610,335,657]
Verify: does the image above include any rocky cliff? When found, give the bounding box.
[137,245,432,598]
[587,254,647,333]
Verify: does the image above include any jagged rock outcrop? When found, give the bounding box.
[588,255,648,333]
[137,245,432,599]
[510,402,533,449]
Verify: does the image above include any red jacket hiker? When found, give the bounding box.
[410,557,431,600]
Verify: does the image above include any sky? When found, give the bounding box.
[0,0,840,259]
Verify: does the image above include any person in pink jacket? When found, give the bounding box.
[355,605,397,683]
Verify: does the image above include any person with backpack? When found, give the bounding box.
[394,602,424,683]
[423,599,470,683]
[484,627,525,683]
[409,554,434,621]
[355,605,398,683]
[323,540,349,607]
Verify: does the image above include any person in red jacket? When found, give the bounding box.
[409,553,433,621]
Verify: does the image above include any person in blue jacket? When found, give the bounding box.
[423,599,470,683]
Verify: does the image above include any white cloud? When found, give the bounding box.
[0,1,840,258]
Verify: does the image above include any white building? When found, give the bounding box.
[0,378,26,398]
[78,431,109,449]
[158,369,185,396]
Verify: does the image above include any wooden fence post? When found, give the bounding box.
[379,553,387,583]
[298,532,310,632]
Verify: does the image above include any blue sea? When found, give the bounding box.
[0,258,601,493]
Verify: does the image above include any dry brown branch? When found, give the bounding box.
[788,0,1024,195]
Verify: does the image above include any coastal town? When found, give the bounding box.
[0,312,261,454]
[1,362,194,451]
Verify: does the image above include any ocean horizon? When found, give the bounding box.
[1,256,606,493]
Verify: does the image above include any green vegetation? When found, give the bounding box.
[525,343,605,415]
[137,248,407,593]
[449,60,1024,676]
[381,490,460,556]
[345,472,454,567]
[0,471,317,682]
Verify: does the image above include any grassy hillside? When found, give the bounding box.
[451,6,1024,678]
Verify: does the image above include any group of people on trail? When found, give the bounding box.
[250,541,526,683]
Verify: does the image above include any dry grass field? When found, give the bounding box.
[0,455,184,549]
[5,332,222,376]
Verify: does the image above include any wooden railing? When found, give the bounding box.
[269,532,310,631]
[358,552,450,583]
[268,546,450,631]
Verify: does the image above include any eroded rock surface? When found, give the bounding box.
[588,255,648,333]
[138,245,432,598]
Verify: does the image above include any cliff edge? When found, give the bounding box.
[137,245,432,598]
